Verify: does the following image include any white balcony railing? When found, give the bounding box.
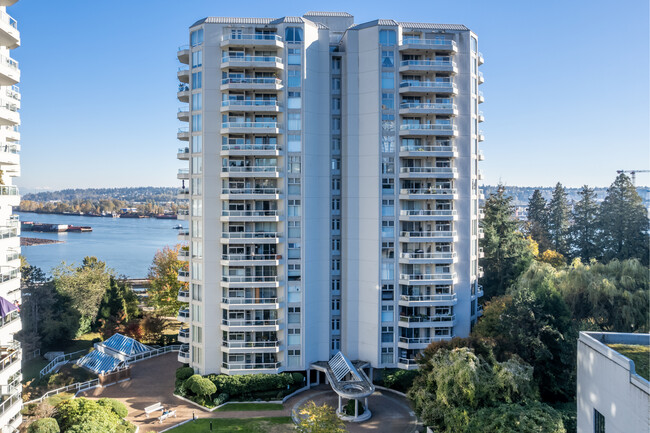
[221,232,281,239]
[399,210,457,217]
[221,188,281,195]
[222,362,281,370]
[222,56,282,63]
[399,124,458,132]
[222,34,282,42]
[399,273,457,281]
[400,252,457,260]
[402,38,457,50]
[399,231,456,238]
[223,340,280,348]
[222,297,278,305]
[399,314,456,323]
[399,102,457,111]
[221,275,279,283]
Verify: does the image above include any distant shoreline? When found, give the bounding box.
[21,237,65,246]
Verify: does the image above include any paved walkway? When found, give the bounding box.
[79,354,418,432]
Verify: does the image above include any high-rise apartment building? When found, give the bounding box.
[176,12,484,375]
[0,0,21,430]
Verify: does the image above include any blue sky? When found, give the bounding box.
[10,0,650,191]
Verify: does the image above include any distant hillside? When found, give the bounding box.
[23,187,178,204]
[483,185,650,206]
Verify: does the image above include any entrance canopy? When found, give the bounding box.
[312,351,375,399]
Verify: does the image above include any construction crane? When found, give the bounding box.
[616,170,650,185]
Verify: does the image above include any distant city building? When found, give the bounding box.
[175,12,484,375]
[0,0,22,430]
[514,205,528,221]
[577,332,650,433]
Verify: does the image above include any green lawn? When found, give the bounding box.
[169,417,293,432]
[608,344,650,381]
[22,357,49,382]
[215,403,284,412]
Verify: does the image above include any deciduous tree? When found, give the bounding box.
[296,401,346,433]
[147,245,186,316]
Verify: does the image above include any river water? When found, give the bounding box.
[18,212,186,278]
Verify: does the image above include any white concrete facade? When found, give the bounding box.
[176,12,483,375]
[577,332,650,433]
[0,0,21,431]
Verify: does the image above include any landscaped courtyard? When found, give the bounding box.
[167,417,294,432]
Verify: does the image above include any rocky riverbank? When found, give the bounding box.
[21,237,64,246]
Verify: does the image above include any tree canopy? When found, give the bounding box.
[147,245,186,316]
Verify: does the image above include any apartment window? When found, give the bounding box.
[382,199,394,217]
[288,70,301,87]
[331,219,341,231]
[332,77,341,91]
[191,220,202,238]
[288,221,300,238]
[192,325,203,343]
[331,58,341,72]
[191,50,203,68]
[382,220,394,238]
[332,198,341,212]
[331,279,340,291]
[332,138,341,151]
[285,27,303,42]
[381,284,394,300]
[192,303,202,322]
[191,177,202,195]
[190,28,204,47]
[289,156,301,173]
[470,36,478,53]
[332,298,340,312]
[191,283,202,301]
[191,135,202,153]
[288,328,301,345]
[381,72,395,89]
[192,345,202,364]
[381,262,393,280]
[288,307,301,324]
[288,135,301,152]
[381,326,394,343]
[191,93,202,111]
[288,91,301,109]
[288,349,301,367]
[288,264,301,280]
[332,259,340,271]
[381,156,394,174]
[381,241,394,259]
[381,93,394,110]
[379,29,396,46]
[192,114,202,132]
[594,409,605,433]
[332,97,341,111]
[381,347,394,363]
[331,158,341,171]
[382,178,394,194]
[331,318,340,331]
[381,136,395,152]
[191,261,202,280]
[381,305,394,322]
[288,200,301,217]
[288,113,301,130]
[191,199,202,217]
[191,71,202,89]
[332,117,341,132]
[331,338,340,351]
[192,240,202,259]
[381,50,394,67]
[288,48,301,65]
[288,178,301,195]
[332,238,341,253]
[192,156,202,174]
[288,243,301,259]
[288,291,301,303]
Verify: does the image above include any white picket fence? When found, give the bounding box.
[126,344,182,364]
[39,349,88,378]
[25,378,100,405]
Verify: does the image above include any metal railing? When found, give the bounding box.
[178,44,189,51]
[221,188,281,195]
[221,77,281,86]
[39,349,88,378]
[126,344,182,364]
[399,210,457,217]
[0,144,19,154]
[222,297,278,305]
[399,314,456,323]
[399,166,458,174]
[399,124,458,131]
[400,188,457,195]
[222,166,280,173]
[399,293,457,302]
[221,143,281,152]
[400,79,455,88]
[0,391,21,416]
[399,231,456,239]
[400,145,456,153]
[397,357,418,366]
[0,185,18,196]
[400,60,456,68]
[221,210,280,217]
[402,38,456,49]
[222,319,279,327]
[223,341,280,348]
[222,254,280,261]
[400,252,457,260]
[222,56,282,63]
[221,232,281,239]
[222,100,279,108]
[221,275,279,283]
[178,328,189,339]
[222,361,281,370]
[177,127,189,134]
[177,168,189,175]
[0,342,20,373]
[177,309,190,319]
[399,102,456,111]
[400,272,456,281]
[399,336,453,344]
[221,122,279,129]
[0,267,18,280]
[222,33,282,42]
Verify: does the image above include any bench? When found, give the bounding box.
[144,402,164,418]
[158,410,177,423]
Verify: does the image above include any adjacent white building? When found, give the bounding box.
[175,12,484,375]
[577,332,650,433]
[0,0,21,430]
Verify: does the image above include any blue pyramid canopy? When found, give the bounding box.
[76,350,122,374]
[76,333,152,374]
[102,333,151,356]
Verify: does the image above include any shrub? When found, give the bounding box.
[213,393,229,406]
[183,374,203,395]
[291,372,305,383]
[383,369,419,393]
[343,399,364,416]
[207,372,296,398]
[97,398,128,418]
[175,366,194,381]
[28,418,60,433]
[190,377,216,398]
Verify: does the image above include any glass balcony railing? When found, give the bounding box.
[221,188,281,195]
[402,38,456,50]
[0,55,19,70]
[399,124,458,132]
[399,231,457,238]
[399,273,457,281]
[399,102,457,111]
[399,209,457,217]
[399,166,458,174]
[221,210,280,217]
[400,252,457,260]
[221,319,279,327]
[177,127,189,134]
[399,314,456,323]
[400,60,456,68]
[222,56,282,63]
[222,34,282,42]
[0,11,17,29]
[177,168,189,175]
[399,188,457,195]
[222,340,280,348]
[221,122,279,129]
[222,100,279,108]
[221,231,281,239]
[221,166,280,173]
[221,77,281,86]
[398,336,453,344]
[399,293,457,302]
[400,144,456,153]
[222,254,281,261]
[221,275,279,283]
[221,297,278,305]
[178,327,189,339]
[222,362,281,370]
[221,143,281,152]
[178,309,190,319]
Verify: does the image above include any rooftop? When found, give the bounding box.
[608,344,649,381]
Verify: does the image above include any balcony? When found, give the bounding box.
[177,147,189,160]
[399,209,458,221]
[478,151,485,161]
[177,66,190,83]
[221,254,281,266]
[478,91,485,104]
[178,327,190,343]
[221,362,282,373]
[177,288,190,303]
[399,144,457,158]
[478,71,485,84]
[177,83,190,103]
[177,229,190,241]
[399,188,458,200]
[221,143,281,156]
[399,293,457,307]
[177,45,190,64]
[221,77,283,92]
[478,111,485,123]
[222,340,281,353]
[398,314,456,328]
[221,99,281,113]
[178,344,190,363]
[220,188,281,200]
[0,56,19,87]
[221,297,280,310]
[177,209,189,221]
[177,188,189,200]
[178,247,190,260]
[0,390,21,429]
[478,247,485,259]
[221,165,281,178]
[0,143,19,166]
[399,60,458,74]
[177,308,190,323]
[400,38,457,53]
[177,168,189,180]
[0,99,18,126]
[177,270,189,283]
[220,210,281,223]
[221,56,284,70]
[478,266,485,278]
[397,357,419,370]
[0,11,19,49]
[220,121,281,135]
[0,342,21,382]
[220,275,280,288]
[399,102,457,116]
[478,131,485,142]
[398,335,454,350]
[399,252,458,264]
[399,166,458,178]
[177,107,189,122]
[221,33,284,49]
[0,311,19,336]
[399,230,458,242]
[177,127,189,141]
[221,318,281,332]
[476,285,484,298]
[478,227,485,239]
[399,80,457,94]
[221,231,281,244]
[3,125,18,142]
[399,123,458,137]
[478,52,484,65]
[399,273,457,284]
[0,185,18,206]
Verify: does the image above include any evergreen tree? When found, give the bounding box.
[480,185,534,300]
[547,183,571,257]
[597,174,649,265]
[527,189,551,252]
[570,185,600,261]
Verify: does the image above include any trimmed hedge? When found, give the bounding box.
[175,366,194,381]
[28,418,60,433]
[383,369,419,393]
[206,372,299,399]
